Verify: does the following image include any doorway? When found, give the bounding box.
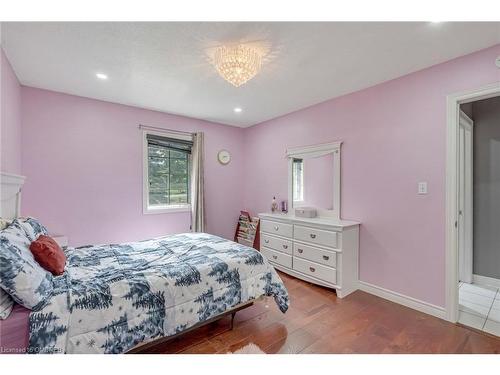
[446,83,500,337]
[458,110,473,285]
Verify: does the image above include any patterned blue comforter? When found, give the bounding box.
[28,233,289,354]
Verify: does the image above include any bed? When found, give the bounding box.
[0,173,289,354]
[0,304,31,353]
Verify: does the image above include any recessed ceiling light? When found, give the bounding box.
[234,107,243,113]
[430,21,442,24]
[96,73,108,80]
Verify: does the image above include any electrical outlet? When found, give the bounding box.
[418,182,428,194]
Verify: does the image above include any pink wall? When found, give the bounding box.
[1,48,22,174]
[243,44,500,307]
[21,87,245,246]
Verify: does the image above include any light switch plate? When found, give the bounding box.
[418,182,428,194]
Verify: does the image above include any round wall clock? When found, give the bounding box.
[217,150,231,165]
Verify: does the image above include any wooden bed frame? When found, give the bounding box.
[126,300,254,353]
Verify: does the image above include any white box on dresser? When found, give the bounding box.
[259,212,360,298]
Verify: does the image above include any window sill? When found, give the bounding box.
[143,205,191,215]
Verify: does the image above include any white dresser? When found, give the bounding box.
[259,213,360,298]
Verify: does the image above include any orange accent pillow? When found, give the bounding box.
[29,235,66,276]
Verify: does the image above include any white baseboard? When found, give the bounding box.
[358,281,447,320]
[473,274,500,288]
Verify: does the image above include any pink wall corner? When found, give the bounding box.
[20,87,245,246]
[242,44,500,308]
[1,48,22,175]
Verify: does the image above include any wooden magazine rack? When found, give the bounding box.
[234,210,260,251]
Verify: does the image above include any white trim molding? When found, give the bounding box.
[458,110,474,284]
[473,274,500,289]
[445,81,500,323]
[286,141,342,158]
[0,172,26,219]
[0,172,26,185]
[359,281,446,320]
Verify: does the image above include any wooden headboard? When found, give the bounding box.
[0,172,26,219]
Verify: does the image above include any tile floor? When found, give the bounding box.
[458,282,500,337]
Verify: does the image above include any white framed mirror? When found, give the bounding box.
[286,141,342,219]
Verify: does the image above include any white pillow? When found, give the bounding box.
[0,220,53,309]
[18,217,49,241]
[0,218,11,231]
[0,288,14,319]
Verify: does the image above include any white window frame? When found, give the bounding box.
[142,129,192,214]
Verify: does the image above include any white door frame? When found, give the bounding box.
[445,82,500,322]
[458,110,473,284]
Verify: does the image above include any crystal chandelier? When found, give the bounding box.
[214,44,262,87]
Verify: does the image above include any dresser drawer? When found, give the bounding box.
[293,257,337,285]
[261,247,293,268]
[293,243,337,268]
[261,220,293,238]
[294,225,338,248]
[261,234,292,255]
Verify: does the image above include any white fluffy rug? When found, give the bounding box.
[228,343,299,354]
[229,343,266,354]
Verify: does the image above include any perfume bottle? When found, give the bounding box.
[271,196,279,213]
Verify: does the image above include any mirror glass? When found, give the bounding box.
[292,153,334,210]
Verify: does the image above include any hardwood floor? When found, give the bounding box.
[141,272,500,354]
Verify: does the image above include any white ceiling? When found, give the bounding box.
[2,22,499,127]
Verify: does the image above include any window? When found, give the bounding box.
[292,158,304,203]
[143,131,193,213]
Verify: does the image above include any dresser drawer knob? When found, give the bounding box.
[323,255,329,261]
[274,226,279,231]
[264,239,269,244]
[309,267,316,272]
[310,234,316,239]
[283,244,288,249]
[297,248,303,254]
[272,255,278,260]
